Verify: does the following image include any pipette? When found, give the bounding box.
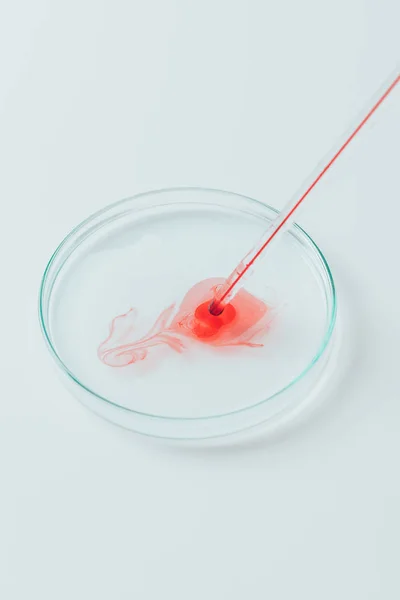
[97,68,399,368]
[209,69,400,316]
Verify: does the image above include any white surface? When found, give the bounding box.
[0,1,399,598]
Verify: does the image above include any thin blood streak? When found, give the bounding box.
[98,278,272,368]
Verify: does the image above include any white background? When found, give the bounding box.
[1,1,399,598]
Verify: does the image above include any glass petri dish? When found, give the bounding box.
[39,188,337,440]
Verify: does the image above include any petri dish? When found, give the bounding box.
[39,188,337,440]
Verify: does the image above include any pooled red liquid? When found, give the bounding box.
[98,278,271,367]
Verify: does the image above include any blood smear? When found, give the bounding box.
[98,278,270,367]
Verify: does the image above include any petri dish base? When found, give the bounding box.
[39,188,337,440]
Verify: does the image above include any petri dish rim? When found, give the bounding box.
[38,186,337,423]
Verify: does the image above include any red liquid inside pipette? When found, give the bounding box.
[209,72,400,315]
[99,71,399,368]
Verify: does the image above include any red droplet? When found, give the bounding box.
[192,301,236,339]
